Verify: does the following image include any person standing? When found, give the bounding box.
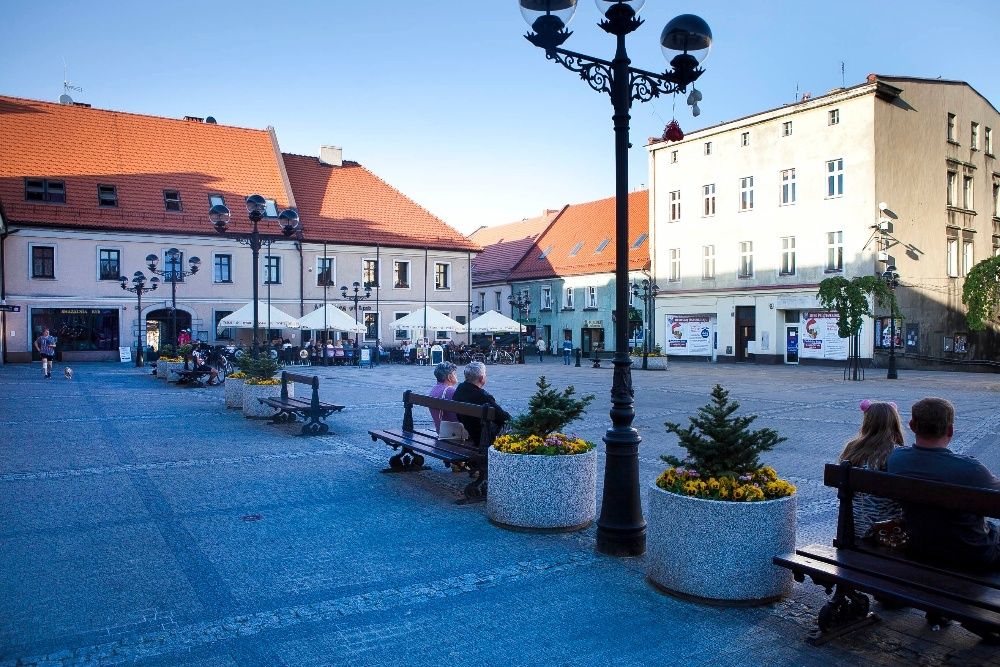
[34,327,57,379]
[562,336,573,365]
[535,337,547,363]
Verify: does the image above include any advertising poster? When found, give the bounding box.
[800,311,848,360]
[665,315,713,356]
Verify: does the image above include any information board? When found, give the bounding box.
[799,311,848,360]
[664,315,714,356]
[119,346,132,363]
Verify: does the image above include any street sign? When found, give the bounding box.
[0,305,20,312]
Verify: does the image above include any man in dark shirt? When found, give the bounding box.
[887,397,1000,568]
[451,361,510,446]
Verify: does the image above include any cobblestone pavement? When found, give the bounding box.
[1,358,998,666]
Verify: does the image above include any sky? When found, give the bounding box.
[2,1,998,235]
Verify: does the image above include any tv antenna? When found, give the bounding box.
[60,59,83,105]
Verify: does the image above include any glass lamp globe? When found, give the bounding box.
[594,0,645,18]
[520,0,578,32]
[660,14,712,66]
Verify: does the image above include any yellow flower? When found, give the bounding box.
[732,487,745,501]
[707,478,720,492]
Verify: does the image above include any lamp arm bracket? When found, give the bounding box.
[548,48,614,96]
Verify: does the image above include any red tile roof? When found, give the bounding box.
[0,96,291,236]
[469,211,559,284]
[281,153,478,252]
[508,190,649,280]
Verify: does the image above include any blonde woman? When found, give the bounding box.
[839,400,905,539]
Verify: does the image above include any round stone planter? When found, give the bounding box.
[241,381,291,418]
[486,446,597,531]
[224,377,245,409]
[630,356,668,371]
[646,484,796,605]
[156,360,183,382]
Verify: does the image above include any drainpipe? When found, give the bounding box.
[423,247,429,341]
[375,244,380,343]
[467,249,472,345]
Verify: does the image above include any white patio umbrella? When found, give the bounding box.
[391,306,467,337]
[216,302,300,331]
[297,304,366,333]
[467,309,526,333]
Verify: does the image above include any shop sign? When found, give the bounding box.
[800,311,848,360]
[583,320,604,328]
[665,315,713,355]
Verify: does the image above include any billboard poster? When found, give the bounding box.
[665,315,713,356]
[800,311,848,360]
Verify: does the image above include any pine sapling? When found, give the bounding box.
[510,376,595,438]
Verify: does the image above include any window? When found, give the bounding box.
[541,286,552,309]
[739,176,754,211]
[738,241,753,278]
[947,171,958,206]
[264,198,278,218]
[586,286,597,308]
[669,190,681,221]
[702,184,716,216]
[993,182,1000,218]
[164,190,182,212]
[563,286,574,309]
[539,245,553,259]
[209,194,225,208]
[702,245,715,279]
[780,237,796,275]
[31,245,55,278]
[97,184,118,207]
[631,233,648,249]
[669,248,681,281]
[317,257,334,286]
[670,150,678,163]
[264,255,281,284]
[393,260,410,288]
[828,109,840,125]
[363,259,379,288]
[704,142,712,156]
[24,178,65,203]
[972,122,980,150]
[947,113,956,142]
[364,312,379,341]
[826,231,844,272]
[495,291,502,311]
[477,292,486,312]
[782,121,793,137]
[215,254,233,283]
[215,310,234,340]
[987,127,994,155]
[947,237,959,277]
[780,169,796,205]
[164,250,185,282]
[394,312,409,340]
[741,132,750,147]
[963,240,975,276]
[826,158,844,197]
[434,262,450,289]
[963,176,974,210]
[568,241,584,256]
[594,238,610,253]
[98,249,120,280]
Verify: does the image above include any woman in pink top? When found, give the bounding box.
[428,362,459,431]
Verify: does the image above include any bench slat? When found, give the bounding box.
[369,429,478,462]
[851,542,1000,590]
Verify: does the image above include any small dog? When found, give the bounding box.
[64,367,74,380]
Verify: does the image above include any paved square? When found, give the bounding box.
[1,359,998,666]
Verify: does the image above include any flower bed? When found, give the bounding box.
[493,432,594,456]
[655,466,795,502]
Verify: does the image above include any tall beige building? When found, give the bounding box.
[648,75,1000,367]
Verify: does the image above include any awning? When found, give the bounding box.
[297,304,367,333]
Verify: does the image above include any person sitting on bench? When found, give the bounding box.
[452,361,510,446]
[192,351,220,385]
[428,362,459,432]
[888,396,1000,569]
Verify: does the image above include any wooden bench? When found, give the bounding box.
[258,372,345,436]
[590,349,615,368]
[773,462,1000,645]
[368,390,497,503]
[174,368,214,386]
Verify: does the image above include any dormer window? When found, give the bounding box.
[209,194,225,207]
[24,178,66,204]
[98,184,118,207]
[164,190,182,212]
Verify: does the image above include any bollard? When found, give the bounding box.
[575,348,582,367]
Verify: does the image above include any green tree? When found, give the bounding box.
[817,275,899,380]
[962,256,1000,331]
[510,376,595,438]
[662,384,786,478]
[235,354,281,380]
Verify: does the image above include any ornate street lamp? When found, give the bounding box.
[341,280,371,348]
[520,0,712,556]
[119,270,159,367]
[882,265,900,380]
[209,195,302,356]
[146,247,200,348]
[631,278,659,370]
[507,292,531,364]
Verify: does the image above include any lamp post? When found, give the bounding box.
[119,270,160,367]
[341,281,371,348]
[146,247,200,348]
[209,195,302,357]
[882,265,900,380]
[520,0,711,556]
[507,292,531,364]
[631,278,659,370]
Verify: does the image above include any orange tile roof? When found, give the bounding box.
[282,153,478,252]
[0,96,290,235]
[509,190,649,280]
[469,211,559,284]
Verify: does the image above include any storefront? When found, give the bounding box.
[30,307,120,361]
[581,320,605,355]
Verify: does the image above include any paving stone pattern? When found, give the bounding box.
[1,359,999,666]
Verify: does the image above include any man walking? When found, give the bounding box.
[562,336,573,365]
[535,337,546,363]
[34,328,57,379]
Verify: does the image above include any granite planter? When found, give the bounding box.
[646,484,796,605]
[156,360,182,382]
[241,381,291,418]
[487,446,597,531]
[630,356,668,371]
[224,377,245,409]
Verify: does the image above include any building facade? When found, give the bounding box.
[648,75,1000,366]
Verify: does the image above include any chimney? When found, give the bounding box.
[319,145,343,167]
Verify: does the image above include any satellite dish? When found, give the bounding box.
[59,93,74,105]
[205,116,217,124]
[878,202,899,219]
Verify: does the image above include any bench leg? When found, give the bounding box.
[807,585,877,645]
[457,466,488,504]
[299,418,329,436]
[383,449,427,473]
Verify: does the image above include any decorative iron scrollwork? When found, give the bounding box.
[547,50,614,97]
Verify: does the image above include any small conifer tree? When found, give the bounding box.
[510,376,595,437]
[662,384,785,478]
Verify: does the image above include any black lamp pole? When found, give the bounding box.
[631,278,659,370]
[119,270,160,367]
[507,292,531,364]
[882,265,900,380]
[521,0,711,556]
[146,247,200,348]
[341,281,371,348]
[209,195,301,357]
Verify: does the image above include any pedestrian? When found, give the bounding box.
[562,336,573,365]
[177,329,191,346]
[34,327,57,379]
[536,337,547,362]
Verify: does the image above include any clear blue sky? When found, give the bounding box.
[2,1,998,234]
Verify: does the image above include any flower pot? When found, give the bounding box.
[156,360,182,381]
[487,446,597,531]
[646,483,795,604]
[241,381,291,418]
[225,377,245,409]
[630,356,668,370]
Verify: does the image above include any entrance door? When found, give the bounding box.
[784,326,800,364]
[735,306,756,362]
[582,329,592,355]
[146,308,191,349]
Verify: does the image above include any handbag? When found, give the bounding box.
[870,518,908,550]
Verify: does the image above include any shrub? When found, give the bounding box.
[235,354,280,380]
[509,376,595,438]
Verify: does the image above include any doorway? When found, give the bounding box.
[735,306,755,362]
[146,308,191,349]
[581,327,605,355]
[784,325,800,364]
